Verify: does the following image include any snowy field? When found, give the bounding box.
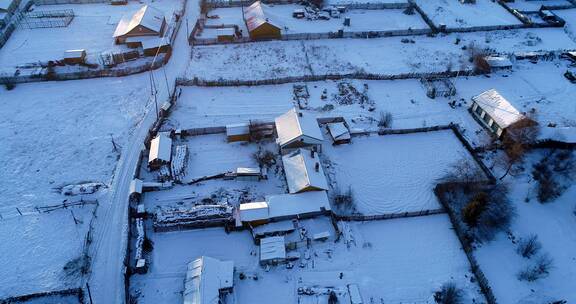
[555,9,576,43]
[507,0,573,11]
[414,0,522,29]
[0,75,150,297]
[201,5,428,38]
[130,214,483,303]
[473,152,576,303]
[323,131,481,215]
[186,28,575,81]
[0,0,181,68]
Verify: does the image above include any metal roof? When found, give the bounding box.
[282,148,328,194]
[113,5,165,38]
[275,108,323,147]
[472,89,523,129]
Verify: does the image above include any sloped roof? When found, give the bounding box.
[266,191,331,218]
[275,108,323,147]
[260,236,286,262]
[484,55,512,68]
[243,1,280,32]
[113,5,165,38]
[184,256,234,304]
[149,133,172,163]
[239,201,269,222]
[0,0,13,11]
[472,89,523,129]
[282,149,328,194]
[327,122,350,141]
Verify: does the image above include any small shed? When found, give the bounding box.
[142,38,171,56]
[327,122,351,145]
[217,28,236,42]
[266,191,331,220]
[312,231,330,242]
[235,167,262,181]
[470,89,524,137]
[260,236,286,266]
[275,108,323,154]
[129,178,143,200]
[148,133,172,170]
[483,55,513,71]
[113,5,166,44]
[239,201,270,226]
[282,148,328,194]
[243,1,282,40]
[63,49,87,65]
[226,123,250,142]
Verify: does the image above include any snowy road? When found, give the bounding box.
[86,1,199,302]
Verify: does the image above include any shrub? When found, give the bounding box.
[474,185,515,241]
[4,81,15,90]
[532,150,574,203]
[333,186,353,207]
[462,192,489,227]
[377,111,393,129]
[516,234,542,259]
[434,282,463,304]
[253,149,276,168]
[517,254,553,282]
[328,291,338,304]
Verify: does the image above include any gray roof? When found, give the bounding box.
[113,5,165,38]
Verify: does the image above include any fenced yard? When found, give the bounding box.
[18,9,75,29]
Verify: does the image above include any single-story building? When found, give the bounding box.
[243,1,282,40]
[184,256,234,304]
[260,236,286,266]
[275,108,323,154]
[149,133,172,170]
[226,123,250,142]
[142,38,171,56]
[217,27,236,42]
[282,148,328,194]
[327,121,351,145]
[63,49,87,65]
[483,55,513,71]
[470,89,524,138]
[113,5,166,44]
[238,191,332,226]
[129,178,143,200]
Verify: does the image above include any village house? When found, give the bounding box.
[243,1,282,40]
[282,148,328,194]
[470,89,524,138]
[113,5,166,44]
[183,256,234,304]
[275,108,324,154]
[148,133,172,170]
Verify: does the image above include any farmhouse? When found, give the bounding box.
[113,5,166,44]
[259,236,286,266]
[470,89,524,137]
[282,149,328,194]
[275,108,323,154]
[183,256,234,304]
[243,1,282,40]
[148,133,172,170]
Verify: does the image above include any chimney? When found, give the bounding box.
[315,162,319,172]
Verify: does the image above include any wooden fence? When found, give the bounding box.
[334,208,445,222]
[0,288,84,304]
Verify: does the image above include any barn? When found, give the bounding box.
[282,148,328,194]
[275,108,323,154]
[148,133,172,170]
[243,1,281,40]
[113,5,166,44]
[470,89,524,138]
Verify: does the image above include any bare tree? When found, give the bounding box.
[500,117,540,180]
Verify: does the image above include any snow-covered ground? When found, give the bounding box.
[323,131,481,215]
[414,0,522,28]
[131,214,483,303]
[0,0,181,68]
[186,28,575,81]
[507,0,573,11]
[201,5,428,38]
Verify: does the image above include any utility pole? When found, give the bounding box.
[86,283,94,304]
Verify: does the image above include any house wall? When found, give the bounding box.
[280,137,322,154]
[470,101,504,137]
[249,22,281,40]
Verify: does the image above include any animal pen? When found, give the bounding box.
[420,77,457,99]
[17,9,74,29]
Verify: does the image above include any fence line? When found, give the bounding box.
[334,208,445,222]
[0,288,84,304]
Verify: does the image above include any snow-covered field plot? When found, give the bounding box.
[414,0,522,29]
[0,76,150,297]
[326,0,406,5]
[0,0,180,68]
[323,131,481,215]
[186,28,575,81]
[507,0,573,11]
[473,153,576,303]
[200,5,428,38]
[130,214,483,303]
[555,9,576,42]
[169,85,295,129]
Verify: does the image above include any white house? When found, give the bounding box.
[282,148,328,194]
[183,256,234,304]
[148,133,172,169]
[470,89,524,137]
[275,108,323,154]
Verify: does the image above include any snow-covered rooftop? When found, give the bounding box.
[327,122,351,141]
[130,178,143,195]
[267,191,331,219]
[472,89,524,129]
[0,0,13,11]
[484,55,513,68]
[184,256,234,304]
[226,123,249,136]
[259,236,286,262]
[275,108,323,147]
[113,5,165,38]
[243,1,280,33]
[149,133,172,163]
[282,148,328,194]
[239,201,269,222]
[63,49,86,59]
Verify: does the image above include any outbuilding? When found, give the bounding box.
[217,27,236,42]
[63,49,87,65]
[259,236,286,266]
[483,55,513,71]
[113,5,166,44]
[226,123,250,142]
[239,201,270,226]
[148,133,172,170]
[183,256,234,304]
[470,89,524,137]
[327,121,351,145]
[275,108,323,154]
[142,38,171,56]
[282,148,328,194]
[243,1,282,40]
